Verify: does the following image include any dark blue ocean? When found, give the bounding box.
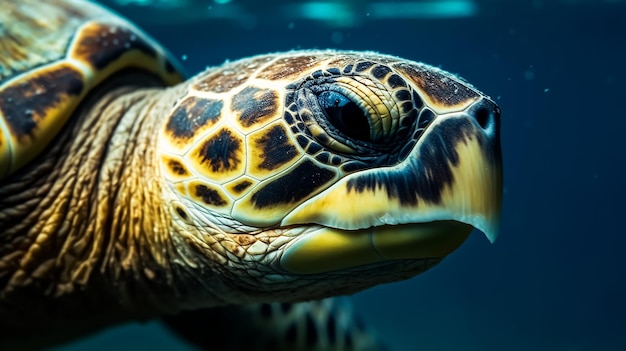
[56,0,625,350]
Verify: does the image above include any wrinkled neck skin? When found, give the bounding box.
[0,73,429,346]
[0,79,234,337]
[0,73,376,331]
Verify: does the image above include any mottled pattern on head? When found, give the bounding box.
[0,0,503,349]
[158,51,487,229]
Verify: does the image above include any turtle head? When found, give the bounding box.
[158,50,502,302]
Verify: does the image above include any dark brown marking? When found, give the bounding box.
[175,207,188,220]
[347,118,482,205]
[311,70,326,79]
[198,129,241,172]
[255,125,298,170]
[418,109,435,129]
[315,152,329,163]
[232,86,279,128]
[296,135,309,149]
[0,64,84,140]
[403,109,419,129]
[355,61,375,72]
[231,180,252,194]
[371,65,392,80]
[195,184,227,206]
[72,22,158,70]
[284,111,295,125]
[395,90,411,102]
[306,141,322,154]
[166,97,222,139]
[393,62,480,106]
[167,159,189,176]
[400,101,413,114]
[251,160,335,208]
[412,90,424,109]
[315,133,329,144]
[387,74,407,89]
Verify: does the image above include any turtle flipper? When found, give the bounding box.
[163,298,386,351]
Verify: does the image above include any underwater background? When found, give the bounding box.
[55,0,625,350]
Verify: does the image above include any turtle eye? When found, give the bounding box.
[317,91,371,141]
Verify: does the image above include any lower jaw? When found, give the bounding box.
[280,220,473,274]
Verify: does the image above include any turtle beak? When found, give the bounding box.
[280,98,502,274]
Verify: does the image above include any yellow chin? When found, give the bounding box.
[280,221,472,274]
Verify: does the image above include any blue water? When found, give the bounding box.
[59,1,626,350]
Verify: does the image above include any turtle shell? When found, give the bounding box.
[0,0,183,179]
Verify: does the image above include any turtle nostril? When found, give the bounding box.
[469,99,499,131]
[475,107,491,129]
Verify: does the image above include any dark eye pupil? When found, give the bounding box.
[317,91,370,141]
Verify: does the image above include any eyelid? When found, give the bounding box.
[305,120,356,154]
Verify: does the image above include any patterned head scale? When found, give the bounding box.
[159,50,502,276]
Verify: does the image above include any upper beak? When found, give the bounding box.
[281,98,502,274]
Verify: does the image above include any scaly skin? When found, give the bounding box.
[0,70,435,348]
[0,77,248,346]
[0,78,198,344]
[0,1,502,350]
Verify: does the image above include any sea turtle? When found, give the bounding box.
[0,0,502,350]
